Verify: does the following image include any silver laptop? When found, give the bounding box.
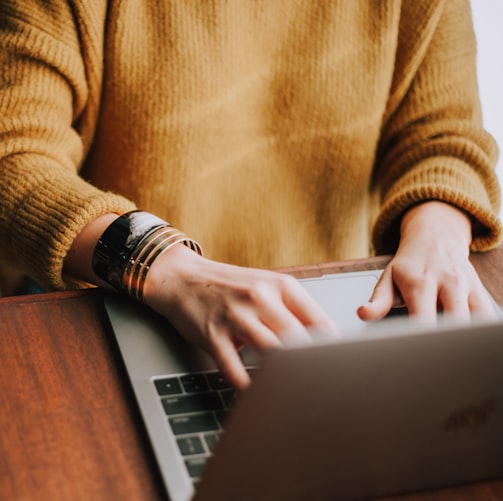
[103,270,503,501]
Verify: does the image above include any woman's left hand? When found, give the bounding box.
[358,201,497,323]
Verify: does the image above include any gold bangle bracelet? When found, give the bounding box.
[122,226,203,302]
[122,226,177,295]
[92,210,203,299]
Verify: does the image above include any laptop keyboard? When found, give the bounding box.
[153,369,255,481]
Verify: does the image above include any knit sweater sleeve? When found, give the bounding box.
[0,1,136,290]
[371,0,502,254]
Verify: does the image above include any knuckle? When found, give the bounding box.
[274,273,300,292]
[245,273,295,304]
[278,273,297,285]
[205,317,224,342]
[392,263,431,288]
[244,281,272,305]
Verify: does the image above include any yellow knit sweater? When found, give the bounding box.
[0,0,501,290]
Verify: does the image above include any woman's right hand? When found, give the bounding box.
[143,244,338,390]
[64,213,338,390]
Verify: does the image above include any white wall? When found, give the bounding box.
[471,1,503,216]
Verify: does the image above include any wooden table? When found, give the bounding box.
[1,249,503,500]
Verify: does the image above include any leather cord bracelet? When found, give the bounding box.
[92,210,203,299]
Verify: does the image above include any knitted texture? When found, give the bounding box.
[0,0,501,290]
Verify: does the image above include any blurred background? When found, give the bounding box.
[472,1,503,216]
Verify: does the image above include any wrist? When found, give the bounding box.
[400,201,472,248]
[142,243,205,307]
[64,213,120,288]
[91,211,202,300]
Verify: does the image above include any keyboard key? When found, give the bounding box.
[180,374,209,393]
[204,432,221,452]
[177,435,205,455]
[161,392,223,415]
[154,377,182,396]
[169,413,219,435]
[206,371,231,390]
[185,457,208,478]
[220,389,237,408]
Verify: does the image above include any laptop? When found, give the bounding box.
[103,270,503,500]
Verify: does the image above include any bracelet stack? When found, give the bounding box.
[92,210,202,301]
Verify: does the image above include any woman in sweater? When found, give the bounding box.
[0,0,501,388]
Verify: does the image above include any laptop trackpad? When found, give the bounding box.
[299,271,381,336]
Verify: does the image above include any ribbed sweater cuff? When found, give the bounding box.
[11,173,136,290]
[372,159,503,254]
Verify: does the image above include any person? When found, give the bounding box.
[0,0,501,389]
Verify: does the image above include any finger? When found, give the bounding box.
[437,283,470,322]
[209,334,252,391]
[279,277,340,337]
[231,313,283,351]
[357,268,398,321]
[253,303,316,349]
[468,287,500,320]
[399,276,438,325]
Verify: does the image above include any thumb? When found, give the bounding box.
[357,268,399,321]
